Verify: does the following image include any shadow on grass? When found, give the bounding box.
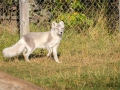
[2,53,61,62]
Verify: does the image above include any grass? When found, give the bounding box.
[0,18,120,90]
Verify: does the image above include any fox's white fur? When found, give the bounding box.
[2,21,64,63]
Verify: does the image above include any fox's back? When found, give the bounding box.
[25,32,49,41]
[23,32,50,48]
[23,31,61,48]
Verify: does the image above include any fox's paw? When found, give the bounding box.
[47,55,50,58]
[56,61,62,63]
[25,59,30,63]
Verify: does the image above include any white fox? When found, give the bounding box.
[2,21,64,63]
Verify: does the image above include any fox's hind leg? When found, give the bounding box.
[23,48,27,56]
[23,48,29,62]
[23,47,35,62]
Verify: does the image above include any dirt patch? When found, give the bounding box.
[0,71,43,90]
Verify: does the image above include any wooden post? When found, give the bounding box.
[19,0,29,38]
[118,0,120,32]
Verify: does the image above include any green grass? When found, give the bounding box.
[0,21,120,90]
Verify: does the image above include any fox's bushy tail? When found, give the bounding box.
[2,38,25,57]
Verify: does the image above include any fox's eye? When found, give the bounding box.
[55,28,59,31]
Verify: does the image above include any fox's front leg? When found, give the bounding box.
[45,44,52,57]
[52,44,61,63]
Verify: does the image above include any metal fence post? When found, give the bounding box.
[19,0,29,38]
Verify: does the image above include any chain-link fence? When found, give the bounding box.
[0,0,19,32]
[0,0,119,33]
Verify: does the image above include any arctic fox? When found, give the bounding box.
[2,21,64,63]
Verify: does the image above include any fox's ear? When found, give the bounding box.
[52,21,57,28]
[59,21,64,27]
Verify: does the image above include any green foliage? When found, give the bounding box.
[70,0,84,10]
[53,0,84,11]
[50,0,92,29]
[57,12,93,28]
[0,0,13,5]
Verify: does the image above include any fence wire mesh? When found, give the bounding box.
[0,0,19,32]
[0,0,119,33]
